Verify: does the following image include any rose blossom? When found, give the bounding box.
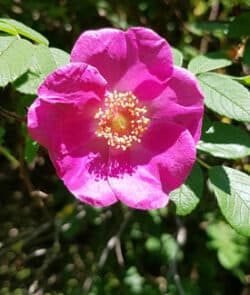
[27,27,204,210]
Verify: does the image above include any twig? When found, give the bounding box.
[0,221,52,257]
[167,218,187,295]
[18,133,38,201]
[199,0,220,54]
[196,157,211,170]
[98,210,132,269]
[115,238,124,267]
[0,105,26,123]
[83,209,133,293]
[37,220,61,277]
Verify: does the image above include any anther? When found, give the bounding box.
[95,91,150,150]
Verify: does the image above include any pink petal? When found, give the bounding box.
[49,149,117,207]
[70,27,173,99]
[28,63,107,150]
[27,63,117,207]
[143,122,196,192]
[149,66,204,143]
[109,164,169,210]
[108,121,196,209]
[38,62,107,103]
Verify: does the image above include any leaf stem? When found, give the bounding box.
[0,145,20,168]
[0,105,26,123]
[196,157,212,170]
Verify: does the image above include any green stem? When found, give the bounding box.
[0,145,20,168]
[0,106,26,123]
[196,157,212,170]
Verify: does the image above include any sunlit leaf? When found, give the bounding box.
[170,163,203,215]
[209,166,250,237]
[230,75,250,86]
[188,53,232,74]
[0,18,49,45]
[50,47,70,67]
[198,73,250,122]
[124,267,145,294]
[172,47,183,67]
[0,36,34,87]
[14,45,70,94]
[206,221,249,270]
[145,236,161,253]
[198,122,250,159]
[161,233,179,262]
[0,21,17,35]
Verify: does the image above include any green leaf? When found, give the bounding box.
[228,12,250,38]
[0,34,17,52]
[188,53,232,74]
[21,124,38,163]
[60,207,83,239]
[25,136,39,163]
[50,47,70,67]
[0,22,17,35]
[145,236,161,253]
[198,73,250,122]
[243,39,250,67]
[209,166,250,237]
[124,267,145,294]
[198,122,250,159]
[16,268,31,280]
[0,36,34,87]
[190,22,229,37]
[206,221,248,270]
[170,163,203,215]
[172,47,183,67]
[230,75,250,86]
[0,18,49,45]
[161,233,179,262]
[14,45,69,95]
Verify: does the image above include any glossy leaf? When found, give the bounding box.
[0,18,49,45]
[198,122,250,159]
[198,73,250,122]
[209,166,250,237]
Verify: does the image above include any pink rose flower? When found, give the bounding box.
[27,27,204,210]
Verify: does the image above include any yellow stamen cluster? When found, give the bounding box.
[95,91,150,151]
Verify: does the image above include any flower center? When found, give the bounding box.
[95,91,150,151]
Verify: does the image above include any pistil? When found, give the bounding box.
[95,91,150,150]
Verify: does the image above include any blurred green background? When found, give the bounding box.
[0,0,250,294]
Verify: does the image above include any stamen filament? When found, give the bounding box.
[95,91,150,150]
